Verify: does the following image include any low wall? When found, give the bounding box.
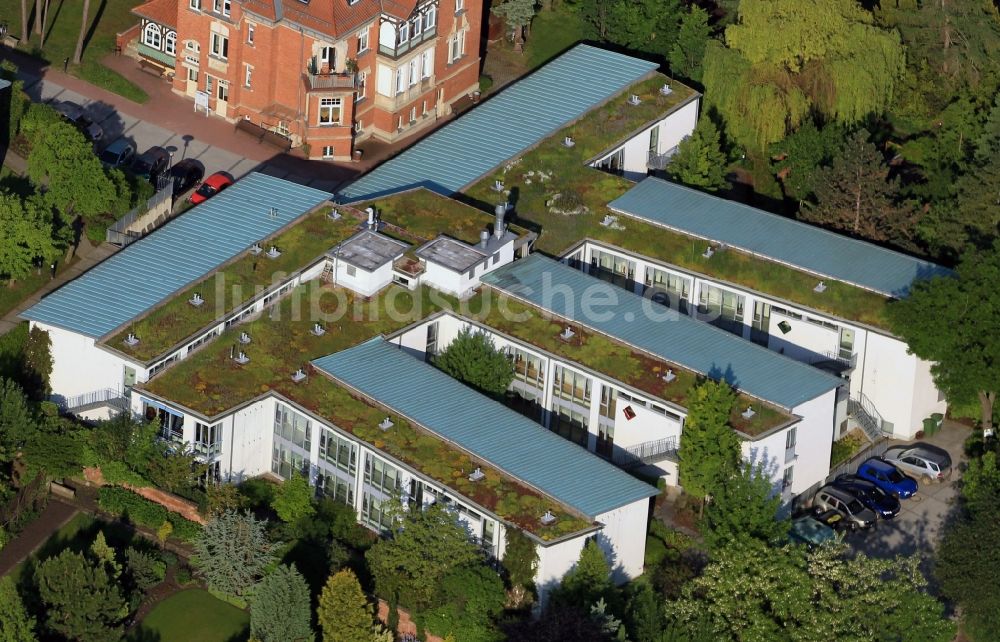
[377,600,445,642]
[82,467,206,525]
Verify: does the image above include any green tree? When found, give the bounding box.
[366,502,480,610]
[23,429,82,480]
[937,504,1000,641]
[125,547,165,593]
[960,451,1000,513]
[0,192,58,284]
[89,413,158,475]
[668,6,711,83]
[665,117,729,192]
[802,130,918,246]
[205,482,244,516]
[0,574,37,642]
[703,0,905,149]
[574,0,682,58]
[552,540,612,608]
[769,120,844,202]
[674,540,953,641]
[21,326,52,401]
[317,568,375,642]
[501,527,538,605]
[433,328,515,398]
[678,380,740,505]
[886,243,1000,431]
[36,549,126,642]
[422,565,506,642]
[249,564,314,642]
[701,462,788,550]
[193,510,278,599]
[0,378,37,465]
[624,579,664,642]
[271,473,316,524]
[145,444,207,493]
[491,0,538,45]
[89,532,121,580]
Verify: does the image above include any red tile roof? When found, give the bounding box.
[241,0,404,39]
[132,0,179,27]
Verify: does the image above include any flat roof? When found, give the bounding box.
[416,238,485,272]
[337,44,659,202]
[609,177,951,297]
[481,254,843,409]
[22,173,332,338]
[332,230,408,272]
[313,337,658,518]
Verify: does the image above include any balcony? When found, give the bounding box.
[377,26,436,59]
[612,436,679,469]
[304,70,356,92]
[193,440,222,460]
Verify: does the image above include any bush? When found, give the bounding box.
[97,486,202,541]
[479,75,494,93]
[239,478,277,509]
[126,547,166,592]
[175,566,193,586]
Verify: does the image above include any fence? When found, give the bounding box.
[106,179,173,246]
[827,438,890,481]
[59,387,128,413]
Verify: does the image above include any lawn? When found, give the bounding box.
[1,0,149,102]
[130,589,249,642]
[525,6,587,70]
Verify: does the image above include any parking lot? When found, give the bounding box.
[836,422,968,560]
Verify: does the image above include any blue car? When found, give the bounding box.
[856,458,918,499]
[833,474,901,518]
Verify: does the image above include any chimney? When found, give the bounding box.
[480,229,490,248]
[494,202,506,239]
[365,207,376,230]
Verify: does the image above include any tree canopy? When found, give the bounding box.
[249,564,314,642]
[678,380,740,501]
[0,575,36,642]
[701,462,788,549]
[271,473,317,524]
[0,193,59,283]
[36,549,126,642]
[433,328,515,398]
[193,510,278,599]
[666,117,729,192]
[317,568,376,642]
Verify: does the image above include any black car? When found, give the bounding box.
[130,146,170,184]
[833,474,901,519]
[169,159,205,198]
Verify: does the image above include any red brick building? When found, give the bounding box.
[127,0,482,160]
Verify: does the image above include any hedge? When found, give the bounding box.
[97,487,202,542]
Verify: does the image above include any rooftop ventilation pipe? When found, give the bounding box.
[494,202,506,239]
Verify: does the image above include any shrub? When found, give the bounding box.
[97,486,202,541]
[175,566,193,586]
[479,75,494,93]
[126,547,166,592]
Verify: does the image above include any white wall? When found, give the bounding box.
[224,398,277,481]
[329,259,395,297]
[420,239,515,298]
[788,388,837,494]
[594,498,649,583]
[767,311,839,363]
[39,322,140,400]
[590,97,700,180]
[534,531,591,602]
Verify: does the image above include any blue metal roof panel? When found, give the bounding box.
[481,254,842,409]
[22,173,332,338]
[338,45,659,202]
[609,177,951,297]
[312,338,658,518]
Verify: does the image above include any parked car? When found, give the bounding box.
[856,458,918,499]
[812,486,877,530]
[832,474,901,519]
[53,100,103,143]
[99,139,136,169]
[131,146,170,184]
[882,445,953,484]
[789,513,842,547]
[189,171,234,205]
[169,159,205,198]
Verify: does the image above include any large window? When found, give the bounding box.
[421,50,432,78]
[551,405,589,447]
[272,443,308,479]
[697,284,745,335]
[319,428,356,475]
[357,28,369,52]
[213,0,230,16]
[508,346,544,388]
[362,492,394,531]
[210,32,229,59]
[553,365,591,405]
[318,97,342,125]
[317,472,354,505]
[447,29,465,63]
[644,267,690,312]
[274,403,312,451]
[142,23,161,49]
[364,455,401,495]
[591,249,635,288]
[424,5,437,29]
[164,31,176,55]
[425,321,438,359]
[194,422,221,456]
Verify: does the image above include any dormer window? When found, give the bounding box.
[398,21,409,44]
[424,5,436,30]
[410,15,422,37]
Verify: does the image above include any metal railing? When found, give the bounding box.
[106,180,174,246]
[613,436,679,469]
[848,392,886,442]
[824,350,858,369]
[647,146,679,171]
[60,388,129,413]
[827,438,889,481]
[304,70,356,90]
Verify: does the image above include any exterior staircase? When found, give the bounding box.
[613,436,679,469]
[848,393,886,443]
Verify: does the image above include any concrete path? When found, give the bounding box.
[0,498,78,577]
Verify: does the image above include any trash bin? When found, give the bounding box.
[922,417,936,436]
[931,412,944,427]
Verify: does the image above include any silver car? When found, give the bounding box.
[812,486,877,530]
[883,445,952,483]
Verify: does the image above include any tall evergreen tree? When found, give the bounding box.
[668,6,711,83]
[0,378,37,465]
[249,565,314,642]
[0,575,36,642]
[701,463,788,549]
[317,569,375,642]
[192,510,278,599]
[666,117,729,192]
[36,550,126,642]
[553,540,612,608]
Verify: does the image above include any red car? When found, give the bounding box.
[189,172,234,205]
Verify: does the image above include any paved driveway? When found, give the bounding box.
[844,422,969,560]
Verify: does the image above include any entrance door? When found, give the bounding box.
[185,67,198,97]
[215,80,229,117]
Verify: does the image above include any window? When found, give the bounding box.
[599,386,618,419]
[448,30,465,63]
[551,405,589,447]
[395,68,405,95]
[357,28,369,52]
[318,97,342,125]
[272,443,308,479]
[424,4,436,29]
[785,426,797,450]
[216,80,228,101]
[164,31,176,55]
[142,23,161,49]
[782,466,794,490]
[210,32,229,59]
[187,67,198,81]
[644,267,690,312]
[274,403,312,451]
[357,70,367,98]
[422,100,428,116]
[398,21,409,43]
[319,428,356,474]
[425,322,438,358]
[320,45,335,68]
[322,145,334,158]
[421,50,432,78]
[697,284,745,335]
[364,455,401,495]
[246,23,255,44]
[205,74,213,93]
[346,265,357,277]
[409,106,416,123]
[194,422,221,456]
[508,347,544,387]
[455,0,464,11]
[189,0,200,10]
[552,365,591,404]
[244,63,252,87]
[318,472,354,505]
[411,16,422,38]
[213,0,230,15]
[591,248,635,288]
[597,421,614,456]
[362,492,394,531]
[409,58,419,86]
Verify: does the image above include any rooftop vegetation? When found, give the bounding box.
[105,208,358,362]
[465,289,790,437]
[141,283,592,539]
[462,76,894,329]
